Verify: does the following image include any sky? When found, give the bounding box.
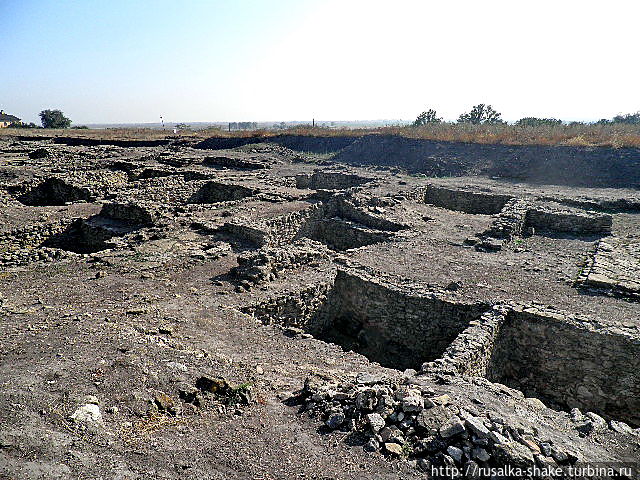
[1,0,639,124]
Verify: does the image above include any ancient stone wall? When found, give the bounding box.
[306,218,393,251]
[486,307,640,426]
[315,269,488,370]
[524,206,612,235]
[189,181,258,204]
[416,185,513,215]
[240,282,333,331]
[422,306,509,377]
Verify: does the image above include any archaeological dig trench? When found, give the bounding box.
[243,267,640,427]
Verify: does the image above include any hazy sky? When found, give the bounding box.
[2,0,638,124]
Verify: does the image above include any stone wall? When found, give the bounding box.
[422,306,509,377]
[315,269,488,370]
[414,185,513,215]
[576,238,640,299]
[485,306,640,426]
[240,282,333,331]
[101,202,157,225]
[223,197,405,251]
[306,218,393,251]
[524,206,612,235]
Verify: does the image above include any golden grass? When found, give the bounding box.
[3,123,640,148]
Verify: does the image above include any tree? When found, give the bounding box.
[457,104,503,125]
[515,117,563,127]
[39,109,71,129]
[412,109,442,126]
[612,112,640,124]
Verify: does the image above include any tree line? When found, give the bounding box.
[412,105,640,127]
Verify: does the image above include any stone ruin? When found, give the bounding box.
[1,133,639,478]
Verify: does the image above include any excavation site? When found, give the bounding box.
[1,132,639,479]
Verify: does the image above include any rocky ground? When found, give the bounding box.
[0,133,639,479]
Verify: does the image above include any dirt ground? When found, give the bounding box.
[0,133,638,479]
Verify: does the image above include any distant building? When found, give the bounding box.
[0,110,21,128]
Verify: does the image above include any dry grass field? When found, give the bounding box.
[4,122,640,148]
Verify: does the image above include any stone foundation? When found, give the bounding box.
[576,238,640,299]
[414,185,513,215]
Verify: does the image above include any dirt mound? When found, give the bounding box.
[196,134,356,153]
[333,135,640,188]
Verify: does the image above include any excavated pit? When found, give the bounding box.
[41,203,153,254]
[242,269,487,371]
[189,181,258,204]
[17,178,92,206]
[484,309,640,426]
[42,216,141,253]
[431,306,640,426]
[418,185,513,214]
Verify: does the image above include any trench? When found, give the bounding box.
[421,186,512,214]
[434,307,640,427]
[41,203,151,254]
[17,178,92,206]
[484,310,640,427]
[42,216,141,254]
[242,269,487,371]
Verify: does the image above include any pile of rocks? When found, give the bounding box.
[298,376,609,478]
[231,239,329,285]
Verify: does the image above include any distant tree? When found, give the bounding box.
[612,112,640,124]
[567,121,586,126]
[39,109,71,128]
[412,109,442,126]
[515,117,563,127]
[594,118,612,125]
[457,104,503,125]
[175,123,191,130]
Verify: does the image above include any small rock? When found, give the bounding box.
[432,394,450,406]
[366,413,386,432]
[494,441,535,469]
[363,438,379,452]
[472,447,490,462]
[465,417,489,438]
[416,458,431,473]
[70,403,103,427]
[355,389,377,411]
[447,445,464,463]
[550,447,568,463]
[610,420,635,435]
[384,442,403,456]
[488,430,509,445]
[401,396,424,412]
[356,372,381,385]
[325,412,345,430]
[439,415,466,438]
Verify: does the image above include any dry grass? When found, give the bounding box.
[3,123,640,148]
